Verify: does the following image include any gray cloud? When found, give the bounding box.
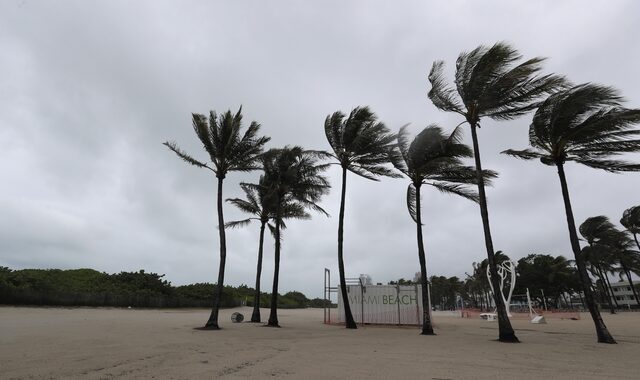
[1,0,639,298]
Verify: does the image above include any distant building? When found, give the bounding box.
[610,280,640,307]
[358,274,372,286]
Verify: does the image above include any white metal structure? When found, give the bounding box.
[486,260,517,316]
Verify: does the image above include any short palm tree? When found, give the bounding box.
[258,146,331,327]
[164,107,270,329]
[580,216,619,313]
[324,106,399,329]
[503,83,640,343]
[621,206,640,250]
[225,179,309,323]
[605,229,640,306]
[586,224,640,307]
[390,125,495,335]
[428,42,566,342]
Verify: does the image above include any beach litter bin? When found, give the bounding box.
[231,312,244,323]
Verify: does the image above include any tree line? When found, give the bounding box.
[0,267,328,309]
[164,41,640,344]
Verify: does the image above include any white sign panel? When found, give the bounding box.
[336,285,424,325]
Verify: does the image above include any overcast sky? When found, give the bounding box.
[1,0,639,298]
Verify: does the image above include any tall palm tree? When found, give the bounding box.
[428,42,566,342]
[225,179,309,323]
[390,125,495,335]
[324,106,399,329]
[503,83,640,343]
[258,146,331,327]
[621,206,640,250]
[164,107,270,329]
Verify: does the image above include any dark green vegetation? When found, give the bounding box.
[456,252,580,310]
[0,267,326,309]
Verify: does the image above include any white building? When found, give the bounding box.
[358,274,372,286]
[610,280,640,307]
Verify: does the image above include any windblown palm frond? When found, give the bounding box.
[428,41,567,123]
[406,183,418,223]
[165,107,271,178]
[390,125,494,203]
[502,84,640,172]
[579,216,617,245]
[325,106,400,180]
[621,206,640,236]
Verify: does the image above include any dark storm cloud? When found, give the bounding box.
[1,0,639,298]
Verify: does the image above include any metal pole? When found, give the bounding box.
[323,269,327,324]
[427,282,433,322]
[541,289,548,311]
[396,285,401,325]
[360,278,364,326]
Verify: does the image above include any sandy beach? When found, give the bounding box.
[1,306,639,379]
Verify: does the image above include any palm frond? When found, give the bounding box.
[573,158,640,172]
[406,183,419,224]
[621,206,640,235]
[428,60,464,114]
[224,219,254,230]
[430,182,479,203]
[325,106,398,180]
[501,148,546,160]
[163,141,213,171]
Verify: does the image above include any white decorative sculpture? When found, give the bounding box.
[486,260,517,317]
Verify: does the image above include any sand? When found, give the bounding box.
[1,306,639,379]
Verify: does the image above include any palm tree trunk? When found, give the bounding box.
[469,123,518,343]
[414,184,435,335]
[251,222,267,323]
[621,265,640,306]
[205,176,227,329]
[337,167,357,329]
[267,200,282,327]
[556,162,616,343]
[633,233,640,251]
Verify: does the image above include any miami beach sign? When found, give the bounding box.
[337,285,424,325]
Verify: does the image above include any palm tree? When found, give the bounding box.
[428,42,566,342]
[225,179,309,323]
[600,229,640,306]
[503,83,640,343]
[324,106,399,329]
[621,206,640,250]
[258,146,331,327]
[163,107,270,329]
[580,217,619,313]
[389,125,495,334]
